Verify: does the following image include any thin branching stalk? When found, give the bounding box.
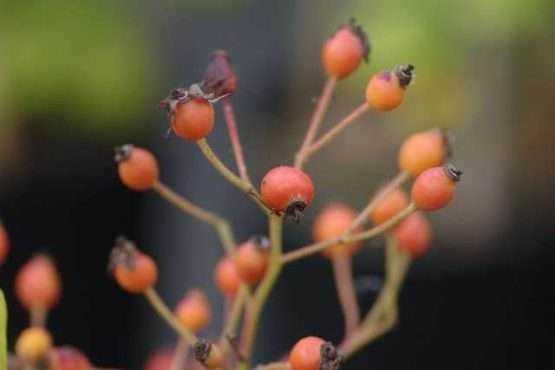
[340,237,411,358]
[144,288,198,345]
[197,139,270,215]
[331,254,360,337]
[152,181,236,255]
[220,285,249,354]
[295,77,338,169]
[281,203,417,264]
[346,171,410,234]
[304,103,369,159]
[223,97,252,185]
[241,214,283,363]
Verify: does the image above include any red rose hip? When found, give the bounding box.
[411,164,462,211]
[172,98,215,141]
[115,145,159,191]
[214,256,241,297]
[394,212,432,258]
[15,254,61,310]
[366,64,414,111]
[175,289,212,333]
[260,166,315,222]
[322,19,370,79]
[110,237,158,294]
[399,129,450,177]
[313,202,361,258]
[370,188,409,225]
[234,236,270,285]
[289,337,341,370]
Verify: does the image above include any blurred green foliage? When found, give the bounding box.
[1,0,158,135]
[335,0,554,126]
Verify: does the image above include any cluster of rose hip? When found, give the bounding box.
[4,246,95,370]
[5,19,462,370]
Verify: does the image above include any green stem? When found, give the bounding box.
[144,288,198,345]
[346,171,410,234]
[281,203,417,264]
[152,181,236,255]
[197,139,270,215]
[241,214,283,364]
[340,236,411,358]
[220,286,249,354]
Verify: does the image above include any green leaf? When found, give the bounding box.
[0,290,6,370]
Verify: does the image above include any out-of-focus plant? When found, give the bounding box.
[0,0,158,135]
[4,14,466,370]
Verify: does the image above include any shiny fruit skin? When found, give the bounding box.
[15,327,53,364]
[15,254,61,310]
[365,71,405,111]
[260,166,315,212]
[394,212,432,258]
[323,28,364,79]
[370,189,409,225]
[117,146,159,191]
[214,257,241,297]
[48,346,92,370]
[234,240,269,284]
[399,130,448,177]
[411,166,459,211]
[172,98,215,141]
[313,202,361,258]
[289,336,325,370]
[114,253,158,293]
[175,289,212,333]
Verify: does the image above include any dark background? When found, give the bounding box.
[1,1,554,369]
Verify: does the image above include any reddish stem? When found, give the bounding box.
[223,97,251,185]
[306,103,369,157]
[331,254,360,338]
[295,77,337,169]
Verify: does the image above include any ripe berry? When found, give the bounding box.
[260,166,315,222]
[110,237,158,294]
[202,50,238,97]
[214,256,241,297]
[365,64,414,111]
[15,254,61,310]
[234,236,270,285]
[289,337,341,370]
[193,340,224,370]
[322,19,370,79]
[370,189,409,225]
[411,164,462,211]
[15,327,53,364]
[312,202,361,258]
[171,98,215,141]
[399,129,450,177]
[48,346,92,370]
[0,221,10,265]
[144,350,173,370]
[394,212,432,258]
[175,289,212,333]
[115,145,159,191]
